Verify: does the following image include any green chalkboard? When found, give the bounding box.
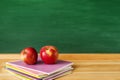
[0,0,120,53]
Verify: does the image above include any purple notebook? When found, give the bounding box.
[6,59,73,75]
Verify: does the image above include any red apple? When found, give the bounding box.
[20,47,38,65]
[40,45,59,64]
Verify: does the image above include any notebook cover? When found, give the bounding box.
[6,59,73,75]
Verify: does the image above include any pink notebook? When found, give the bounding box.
[6,59,73,75]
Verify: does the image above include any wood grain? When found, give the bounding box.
[1,53,120,80]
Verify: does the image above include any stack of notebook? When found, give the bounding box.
[5,59,73,80]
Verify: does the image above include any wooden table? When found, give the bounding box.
[1,53,120,80]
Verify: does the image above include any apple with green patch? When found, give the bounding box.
[20,47,38,65]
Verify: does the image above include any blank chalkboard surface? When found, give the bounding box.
[0,0,120,53]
